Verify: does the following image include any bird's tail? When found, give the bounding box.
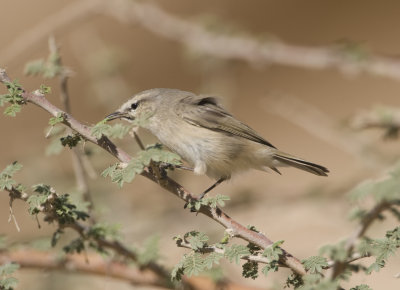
[273,151,329,176]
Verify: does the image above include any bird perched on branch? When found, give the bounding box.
[107,88,329,198]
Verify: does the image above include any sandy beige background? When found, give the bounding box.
[1,0,399,289]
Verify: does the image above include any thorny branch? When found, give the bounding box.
[0,68,306,276]
[4,185,260,289]
[4,186,173,287]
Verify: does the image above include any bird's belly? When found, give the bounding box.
[157,127,257,179]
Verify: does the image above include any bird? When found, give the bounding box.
[106,88,329,198]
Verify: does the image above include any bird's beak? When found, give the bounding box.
[105,111,127,121]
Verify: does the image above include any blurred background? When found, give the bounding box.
[1,0,400,289]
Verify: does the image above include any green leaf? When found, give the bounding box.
[49,113,64,126]
[120,159,144,186]
[366,262,382,274]
[2,80,23,105]
[0,94,7,106]
[368,238,397,273]
[203,252,223,269]
[261,262,278,277]
[1,161,23,177]
[350,168,400,203]
[0,277,18,290]
[24,59,46,76]
[0,263,19,289]
[200,194,230,209]
[4,104,21,116]
[183,253,205,277]
[45,138,64,156]
[102,160,144,187]
[92,119,135,139]
[107,123,132,139]
[39,84,51,94]
[43,51,62,78]
[138,144,181,166]
[185,231,209,250]
[32,183,53,195]
[0,263,19,276]
[357,238,374,257]
[1,80,24,117]
[0,178,15,190]
[88,223,121,241]
[138,235,160,265]
[202,266,224,282]
[262,240,284,262]
[302,256,328,274]
[301,276,339,290]
[101,164,118,178]
[171,258,185,281]
[319,242,347,262]
[27,194,48,214]
[224,244,250,264]
[0,162,23,190]
[219,232,230,245]
[91,119,112,139]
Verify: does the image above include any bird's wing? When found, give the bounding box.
[175,95,276,148]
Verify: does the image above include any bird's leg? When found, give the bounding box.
[174,164,194,171]
[184,178,226,210]
[156,163,194,179]
[158,162,194,172]
[198,178,226,200]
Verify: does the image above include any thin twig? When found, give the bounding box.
[0,68,306,276]
[47,37,95,211]
[326,252,371,269]
[133,131,145,150]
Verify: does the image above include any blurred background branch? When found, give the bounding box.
[4,0,400,82]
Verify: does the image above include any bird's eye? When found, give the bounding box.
[131,102,139,110]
